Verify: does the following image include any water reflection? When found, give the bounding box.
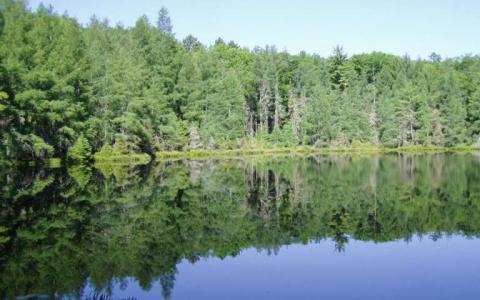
[1,153,480,299]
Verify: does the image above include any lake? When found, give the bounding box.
[1,153,480,299]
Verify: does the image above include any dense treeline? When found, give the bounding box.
[1,1,480,161]
[2,154,480,297]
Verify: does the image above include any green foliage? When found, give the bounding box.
[67,165,92,189]
[0,10,4,37]
[199,70,245,144]
[12,133,55,159]
[94,142,151,165]
[0,2,479,163]
[2,154,480,297]
[67,134,91,162]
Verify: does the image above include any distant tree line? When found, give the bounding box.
[1,0,480,160]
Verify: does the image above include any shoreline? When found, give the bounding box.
[9,146,478,167]
[153,145,480,161]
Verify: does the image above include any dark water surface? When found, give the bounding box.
[2,153,480,299]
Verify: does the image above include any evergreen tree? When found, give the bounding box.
[67,134,92,162]
[157,6,173,34]
[200,70,245,146]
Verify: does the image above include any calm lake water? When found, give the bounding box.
[2,153,480,299]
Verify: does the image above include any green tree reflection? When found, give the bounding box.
[1,153,480,298]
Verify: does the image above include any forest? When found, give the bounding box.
[1,0,480,162]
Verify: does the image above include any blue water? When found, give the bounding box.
[4,154,480,299]
[84,235,480,300]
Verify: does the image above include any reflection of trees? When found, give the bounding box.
[160,269,176,300]
[328,207,351,252]
[1,153,480,298]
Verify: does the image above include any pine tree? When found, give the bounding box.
[200,70,245,146]
[157,6,173,34]
[67,134,92,162]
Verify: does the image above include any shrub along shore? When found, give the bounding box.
[91,145,480,164]
[8,144,478,167]
[155,145,479,160]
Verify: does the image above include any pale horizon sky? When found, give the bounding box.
[27,0,480,59]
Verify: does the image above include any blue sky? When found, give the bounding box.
[28,0,480,58]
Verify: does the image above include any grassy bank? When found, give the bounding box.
[93,144,152,165]
[155,145,480,161]
[94,152,152,164]
[321,145,480,154]
[156,147,313,161]
[86,145,480,164]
